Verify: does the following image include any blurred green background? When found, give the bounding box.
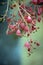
[0,0,43,65]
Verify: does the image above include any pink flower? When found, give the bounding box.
[20,23,25,30]
[24,42,30,48]
[9,24,16,29]
[38,0,43,4]
[24,26,29,32]
[32,0,37,4]
[38,17,41,22]
[16,29,21,36]
[38,7,42,15]
[24,16,32,23]
[27,16,32,23]
[32,19,36,25]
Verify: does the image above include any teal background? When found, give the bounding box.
[0,0,43,65]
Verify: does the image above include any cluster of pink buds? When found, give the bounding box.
[24,39,40,55]
[6,1,41,55]
[32,0,43,5]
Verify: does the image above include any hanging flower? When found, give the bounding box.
[16,29,21,36]
[6,0,42,55]
[24,42,30,48]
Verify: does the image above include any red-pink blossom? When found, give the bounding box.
[16,29,21,36]
[24,42,30,48]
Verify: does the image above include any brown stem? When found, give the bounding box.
[20,6,31,16]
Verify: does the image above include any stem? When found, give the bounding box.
[20,6,31,16]
[14,1,28,25]
[19,9,28,25]
[20,0,31,16]
[3,0,9,22]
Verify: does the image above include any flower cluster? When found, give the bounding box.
[24,40,40,55]
[6,0,41,55]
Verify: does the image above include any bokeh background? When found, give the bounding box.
[0,0,43,65]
